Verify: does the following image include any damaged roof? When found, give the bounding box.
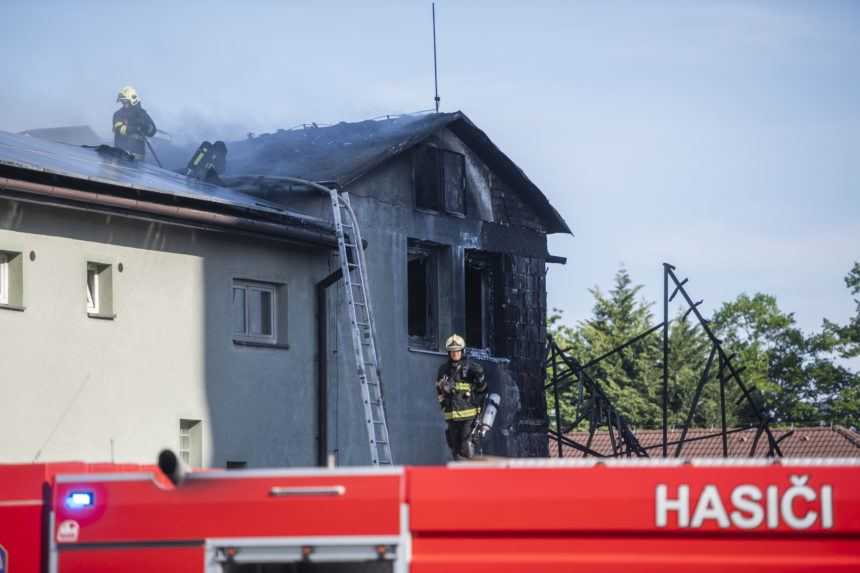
[0,130,329,228]
[225,111,571,234]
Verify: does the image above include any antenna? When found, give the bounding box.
[432,2,441,113]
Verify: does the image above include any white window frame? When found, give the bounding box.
[86,263,99,313]
[232,280,278,344]
[0,253,8,305]
[179,419,202,467]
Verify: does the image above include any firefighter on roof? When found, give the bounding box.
[436,334,487,460]
[113,86,157,160]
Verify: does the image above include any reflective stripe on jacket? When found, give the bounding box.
[445,407,479,421]
[436,358,487,422]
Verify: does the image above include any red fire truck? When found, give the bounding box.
[1,455,858,572]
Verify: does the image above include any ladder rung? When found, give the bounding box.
[373,440,389,446]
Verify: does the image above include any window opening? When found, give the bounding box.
[465,263,486,349]
[465,251,503,355]
[414,145,466,216]
[0,253,7,305]
[179,419,202,467]
[414,146,442,211]
[407,241,438,348]
[85,262,113,317]
[86,264,99,313]
[442,149,465,215]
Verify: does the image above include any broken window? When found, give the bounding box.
[407,240,438,348]
[413,145,466,216]
[464,251,503,355]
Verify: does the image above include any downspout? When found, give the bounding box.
[316,268,343,467]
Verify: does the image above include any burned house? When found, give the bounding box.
[219,111,571,463]
[0,111,570,467]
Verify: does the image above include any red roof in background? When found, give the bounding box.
[548,426,860,458]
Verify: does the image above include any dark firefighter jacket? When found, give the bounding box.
[113,104,157,158]
[435,358,487,421]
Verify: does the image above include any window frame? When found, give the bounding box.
[232,279,279,346]
[407,240,439,350]
[85,261,115,319]
[0,253,7,305]
[464,250,505,357]
[179,419,203,467]
[86,263,99,314]
[413,145,467,217]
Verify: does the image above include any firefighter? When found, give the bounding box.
[113,86,157,160]
[435,334,487,460]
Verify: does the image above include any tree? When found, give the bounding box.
[548,268,668,430]
[548,263,860,433]
[823,261,860,359]
[708,282,860,428]
[666,313,717,427]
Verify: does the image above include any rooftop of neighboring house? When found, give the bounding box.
[0,130,335,245]
[548,426,860,459]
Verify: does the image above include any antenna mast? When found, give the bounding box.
[432,2,440,113]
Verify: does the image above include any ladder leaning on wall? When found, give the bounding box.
[274,177,394,466]
[328,190,393,466]
[276,178,393,466]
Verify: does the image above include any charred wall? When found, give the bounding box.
[254,126,556,462]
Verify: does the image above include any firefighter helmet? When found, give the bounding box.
[445,334,465,352]
[117,86,140,106]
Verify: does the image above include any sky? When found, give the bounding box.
[1,0,858,335]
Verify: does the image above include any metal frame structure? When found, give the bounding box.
[546,263,782,459]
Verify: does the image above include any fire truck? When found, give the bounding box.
[1,453,858,572]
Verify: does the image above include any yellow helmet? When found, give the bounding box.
[445,334,465,352]
[117,86,140,106]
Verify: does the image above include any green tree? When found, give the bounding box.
[548,264,860,433]
[666,314,717,427]
[711,286,860,428]
[548,268,667,430]
[823,261,860,359]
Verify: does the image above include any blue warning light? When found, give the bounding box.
[65,491,94,509]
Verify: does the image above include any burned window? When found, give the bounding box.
[413,145,466,216]
[442,150,465,214]
[465,251,503,355]
[407,241,438,348]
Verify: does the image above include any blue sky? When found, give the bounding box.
[2,0,858,334]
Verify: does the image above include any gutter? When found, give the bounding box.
[0,176,338,249]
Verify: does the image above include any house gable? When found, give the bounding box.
[221,111,571,235]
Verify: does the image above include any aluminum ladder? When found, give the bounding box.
[328,189,393,466]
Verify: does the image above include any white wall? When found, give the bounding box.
[0,199,329,467]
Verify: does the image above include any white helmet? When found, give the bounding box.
[117,86,140,106]
[445,334,465,352]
